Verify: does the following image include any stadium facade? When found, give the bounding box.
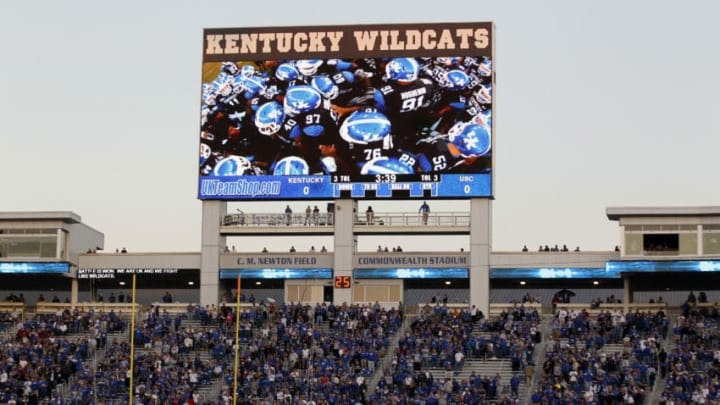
[3,204,720,314]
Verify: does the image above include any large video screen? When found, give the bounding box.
[199,22,493,200]
[0,262,70,274]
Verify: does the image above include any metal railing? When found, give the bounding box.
[222,211,470,227]
[222,212,333,226]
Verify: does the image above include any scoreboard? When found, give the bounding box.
[199,172,490,199]
[198,22,494,201]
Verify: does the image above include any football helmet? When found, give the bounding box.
[254,101,286,136]
[473,109,492,128]
[295,59,323,76]
[234,74,267,99]
[202,84,217,106]
[320,156,338,174]
[436,57,462,66]
[273,156,310,175]
[360,156,414,175]
[240,64,256,77]
[212,156,254,176]
[441,69,470,91]
[478,57,492,77]
[221,62,240,76]
[212,72,235,97]
[199,143,212,166]
[474,83,492,104]
[311,75,339,100]
[385,58,420,82]
[339,110,392,145]
[283,85,322,116]
[448,123,491,158]
[275,63,300,82]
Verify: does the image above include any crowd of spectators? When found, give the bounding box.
[531,307,669,404]
[4,293,26,303]
[371,303,539,404]
[1,293,704,404]
[523,245,581,253]
[0,307,129,403]
[0,296,537,405]
[654,292,720,404]
[190,301,403,404]
[377,245,404,252]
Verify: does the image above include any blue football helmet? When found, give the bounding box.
[234,75,267,99]
[212,72,235,97]
[478,57,492,77]
[199,143,212,166]
[283,85,322,116]
[275,63,299,82]
[240,64,256,77]
[296,59,323,76]
[385,58,420,82]
[311,75,339,100]
[339,110,392,145]
[474,83,492,104]
[441,70,470,91]
[254,101,286,136]
[360,156,414,175]
[212,156,254,176]
[273,156,310,175]
[449,123,491,158]
[320,156,337,174]
[473,109,492,128]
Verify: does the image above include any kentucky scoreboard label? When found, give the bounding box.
[198,22,494,200]
[203,23,491,59]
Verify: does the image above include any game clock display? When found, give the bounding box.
[334,275,352,288]
[198,22,494,200]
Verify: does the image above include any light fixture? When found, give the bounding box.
[445,281,451,285]
[593,280,599,285]
[255,281,262,285]
[519,281,526,286]
[188,281,195,286]
[119,281,126,286]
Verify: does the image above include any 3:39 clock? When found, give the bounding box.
[375,174,397,183]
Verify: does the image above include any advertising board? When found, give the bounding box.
[199,22,493,200]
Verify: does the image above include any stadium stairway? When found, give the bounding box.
[192,317,340,403]
[366,312,416,396]
[525,315,553,403]
[468,322,532,404]
[644,309,678,405]
[526,311,670,405]
[54,326,131,402]
[418,357,529,404]
[366,312,531,403]
[173,317,225,404]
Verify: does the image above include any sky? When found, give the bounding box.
[2,0,719,254]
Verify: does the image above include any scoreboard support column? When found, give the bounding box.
[469,199,492,317]
[332,199,355,304]
[71,278,79,306]
[201,200,226,307]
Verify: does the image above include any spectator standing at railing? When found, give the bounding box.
[313,205,320,225]
[305,205,312,225]
[285,205,293,225]
[366,206,375,225]
[419,201,430,225]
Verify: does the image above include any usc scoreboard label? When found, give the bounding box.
[198,22,494,200]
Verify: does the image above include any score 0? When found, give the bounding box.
[334,275,352,288]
